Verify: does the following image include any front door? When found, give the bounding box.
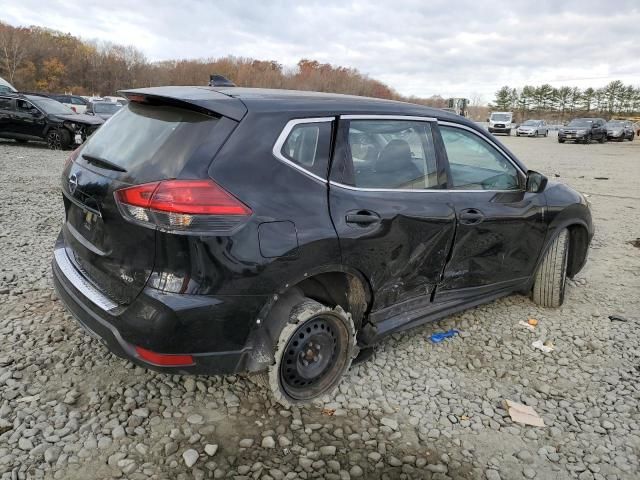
[435,122,547,299]
[329,116,456,316]
[14,99,46,138]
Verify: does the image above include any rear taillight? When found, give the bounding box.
[115,179,252,234]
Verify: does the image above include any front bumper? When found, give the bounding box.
[52,242,268,375]
[488,127,511,134]
[558,133,586,142]
[516,130,536,136]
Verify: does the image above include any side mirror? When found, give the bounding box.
[486,118,490,122]
[526,170,547,193]
[30,108,41,117]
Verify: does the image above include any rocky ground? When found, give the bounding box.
[0,134,639,480]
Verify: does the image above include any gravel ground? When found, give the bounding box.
[0,134,639,480]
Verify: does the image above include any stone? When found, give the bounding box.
[183,449,199,468]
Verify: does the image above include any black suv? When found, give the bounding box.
[558,118,607,144]
[0,93,104,149]
[52,87,593,405]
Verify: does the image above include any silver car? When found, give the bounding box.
[516,120,548,137]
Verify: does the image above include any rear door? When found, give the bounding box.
[329,115,456,316]
[60,100,237,305]
[0,97,15,135]
[435,122,547,299]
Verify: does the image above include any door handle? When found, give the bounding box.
[345,211,381,226]
[459,208,485,225]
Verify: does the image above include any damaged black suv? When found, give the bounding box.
[52,87,593,405]
[0,93,103,149]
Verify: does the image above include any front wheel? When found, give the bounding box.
[584,134,592,144]
[558,138,565,143]
[532,229,569,308]
[267,298,356,406]
[599,134,606,143]
[46,129,71,150]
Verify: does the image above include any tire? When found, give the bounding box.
[544,130,548,137]
[46,129,71,150]
[532,229,569,308]
[558,138,565,143]
[266,298,356,406]
[599,134,606,144]
[584,134,592,144]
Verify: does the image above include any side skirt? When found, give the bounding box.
[359,277,530,346]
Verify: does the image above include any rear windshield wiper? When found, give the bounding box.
[82,154,127,173]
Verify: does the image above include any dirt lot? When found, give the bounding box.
[0,133,639,480]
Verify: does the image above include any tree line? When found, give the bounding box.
[0,22,455,108]
[492,82,640,120]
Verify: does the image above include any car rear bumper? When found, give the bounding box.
[52,239,269,375]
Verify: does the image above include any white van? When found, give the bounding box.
[0,77,17,94]
[488,112,514,135]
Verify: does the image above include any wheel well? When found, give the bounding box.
[293,272,370,331]
[566,224,589,278]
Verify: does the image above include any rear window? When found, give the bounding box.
[80,102,220,179]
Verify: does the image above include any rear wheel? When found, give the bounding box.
[532,229,569,308]
[267,298,356,406]
[46,129,71,150]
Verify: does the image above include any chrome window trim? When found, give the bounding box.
[438,121,526,176]
[329,180,521,194]
[272,117,334,184]
[341,114,437,122]
[54,248,118,312]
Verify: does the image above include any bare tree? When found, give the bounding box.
[0,24,28,84]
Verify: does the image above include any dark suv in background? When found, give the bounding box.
[0,92,104,149]
[558,118,607,144]
[52,86,593,405]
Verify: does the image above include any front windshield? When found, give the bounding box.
[522,120,538,126]
[606,121,624,127]
[491,113,511,121]
[568,119,592,128]
[28,96,75,115]
[94,103,121,114]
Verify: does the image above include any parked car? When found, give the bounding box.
[0,76,17,94]
[516,119,548,137]
[487,111,514,135]
[605,120,635,142]
[102,95,129,106]
[49,94,90,114]
[52,87,593,405]
[0,92,104,149]
[86,101,123,120]
[558,118,607,144]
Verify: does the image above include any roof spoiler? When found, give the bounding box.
[118,86,247,121]
[208,74,236,87]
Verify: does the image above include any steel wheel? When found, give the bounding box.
[268,299,356,405]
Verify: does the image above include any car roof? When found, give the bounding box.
[120,86,465,123]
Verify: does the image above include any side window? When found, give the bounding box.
[440,126,521,191]
[16,100,34,112]
[0,98,12,111]
[71,97,85,105]
[279,121,332,178]
[344,120,438,189]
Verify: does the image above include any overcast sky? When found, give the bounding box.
[4,0,640,101]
